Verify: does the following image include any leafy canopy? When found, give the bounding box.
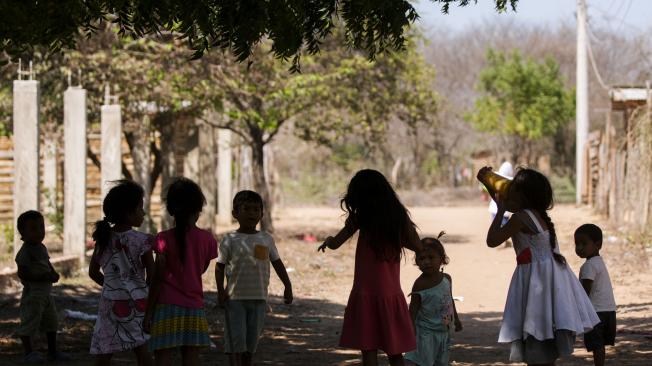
[0,0,517,69]
[466,48,574,140]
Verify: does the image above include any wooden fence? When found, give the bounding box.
[0,134,164,239]
[584,99,652,231]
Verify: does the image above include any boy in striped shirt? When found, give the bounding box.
[216,190,293,366]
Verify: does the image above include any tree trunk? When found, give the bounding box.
[251,132,274,233]
[197,120,217,232]
[156,113,177,230]
[125,115,153,232]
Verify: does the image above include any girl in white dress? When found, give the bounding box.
[89,180,154,366]
[481,167,599,365]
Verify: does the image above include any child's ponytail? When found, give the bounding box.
[92,218,112,257]
[539,209,566,265]
[165,177,206,264]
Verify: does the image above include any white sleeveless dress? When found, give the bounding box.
[499,210,599,363]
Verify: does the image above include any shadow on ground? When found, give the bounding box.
[1,286,651,365]
[0,284,357,366]
[450,306,652,366]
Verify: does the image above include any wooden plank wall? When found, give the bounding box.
[0,134,164,237]
[586,104,652,231]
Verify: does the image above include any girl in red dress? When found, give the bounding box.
[319,169,421,366]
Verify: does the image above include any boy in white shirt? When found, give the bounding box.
[216,190,293,366]
[575,223,617,366]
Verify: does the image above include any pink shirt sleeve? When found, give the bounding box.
[154,232,167,254]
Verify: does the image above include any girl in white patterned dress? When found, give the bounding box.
[89,180,154,366]
[481,167,599,366]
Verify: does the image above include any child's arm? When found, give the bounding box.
[486,205,524,248]
[579,262,595,297]
[215,263,228,306]
[46,261,60,283]
[580,279,593,296]
[88,251,104,286]
[318,219,358,252]
[143,253,166,333]
[272,259,293,304]
[408,293,421,333]
[444,273,463,331]
[17,264,58,283]
[141,250,155,286]
[409,276,427,333]
[402,224,422,252]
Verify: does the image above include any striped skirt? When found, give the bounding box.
[148,304,211,351]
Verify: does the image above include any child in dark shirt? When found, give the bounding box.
[15,210,70,364]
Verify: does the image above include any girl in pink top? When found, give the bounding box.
[144,178,218,366]
[319,169,422,366]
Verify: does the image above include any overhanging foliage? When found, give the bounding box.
[0,0,517,69]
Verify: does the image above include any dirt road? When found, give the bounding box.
[0,204,650,365]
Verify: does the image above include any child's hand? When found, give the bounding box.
[318,236,336,252]
[50,271,60,283]
[495,193,507,212]
[283,287,293,304]
[142,312,152,334]
[455,318,463,332]
[218,290,229,307]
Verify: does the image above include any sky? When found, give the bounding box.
[412,0,651,34]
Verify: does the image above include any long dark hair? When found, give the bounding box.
[509,168,566,264]
[341,169,416,261]
[165,177,206,263]
[92,180,144,256]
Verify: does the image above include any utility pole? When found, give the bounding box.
[576,0,589,204]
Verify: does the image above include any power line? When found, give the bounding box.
[582,0,619,91]
[616,0,634,33]
[587,1,643,34]
[585,20,610,91]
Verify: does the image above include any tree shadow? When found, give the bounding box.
[0,285,359,365]
[451,307,652,366]
[1,287,651,365]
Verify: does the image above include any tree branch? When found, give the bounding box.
[149,140,162,195]
[87,138,133,181]
[87,145,101,169]
[263,117,290,144]
[197,114,251,143]
[122,162,134,181]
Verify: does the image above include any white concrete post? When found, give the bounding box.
[12,80,40,255]
[63,87,87,262]
[100,104,122,198]
[576,0,589,204]
[217,129,233,225]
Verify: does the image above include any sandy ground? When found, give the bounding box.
[0,203,650,365]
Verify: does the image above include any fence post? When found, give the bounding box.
[100,89,122,199]
[63,86,87,264]
[12,79,40,256]
[642,82,652,229]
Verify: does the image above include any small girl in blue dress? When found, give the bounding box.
[405,234,462,366]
